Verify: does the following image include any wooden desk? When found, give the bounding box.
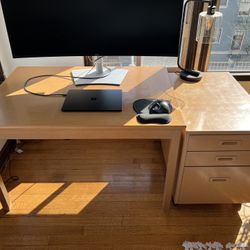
[0,66,185,211]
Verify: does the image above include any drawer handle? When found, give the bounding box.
[210,177,230,182]
[220,140,240,146]
[216,156,236,161]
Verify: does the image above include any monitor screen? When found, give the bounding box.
[0,0,183,58]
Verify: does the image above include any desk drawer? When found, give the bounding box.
[188,135,250,151]
[178,167,250,203]
[185,151,250,166]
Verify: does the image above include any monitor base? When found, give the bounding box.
[72,69,128,86]
[71,56,128,86]
[77,56,111,79]
[73,67,111,79]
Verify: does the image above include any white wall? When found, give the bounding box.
[0,2,84,150]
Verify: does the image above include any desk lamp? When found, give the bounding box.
[177,0,223,82]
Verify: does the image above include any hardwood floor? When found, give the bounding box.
[0,140,249,250]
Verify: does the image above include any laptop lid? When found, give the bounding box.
[62,89,122,112]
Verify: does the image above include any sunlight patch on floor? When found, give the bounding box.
[5,182,108,215]
[38,182,108,215]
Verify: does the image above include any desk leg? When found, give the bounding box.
[161,132,181,210]
[0,175,10,212]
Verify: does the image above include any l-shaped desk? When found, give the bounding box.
[0,66,250,212]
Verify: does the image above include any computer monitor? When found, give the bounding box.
[0,0,183,58]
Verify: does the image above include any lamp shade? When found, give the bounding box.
[196,11,223,44]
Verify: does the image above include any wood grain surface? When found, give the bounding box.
[0,139,248,250]
[0,66,185,139]
[170,72,250,132]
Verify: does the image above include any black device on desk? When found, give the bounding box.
[133,99,173,124]
[62,89,122,112]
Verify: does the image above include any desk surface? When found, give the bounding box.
[1,66,249,138]
[169,72,250,132]
[0,66,184,139]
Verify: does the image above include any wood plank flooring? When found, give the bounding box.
[0,140,249,250]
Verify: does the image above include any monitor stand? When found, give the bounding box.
[71,56,128,86]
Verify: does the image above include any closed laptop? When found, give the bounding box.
[62,89,122,112]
